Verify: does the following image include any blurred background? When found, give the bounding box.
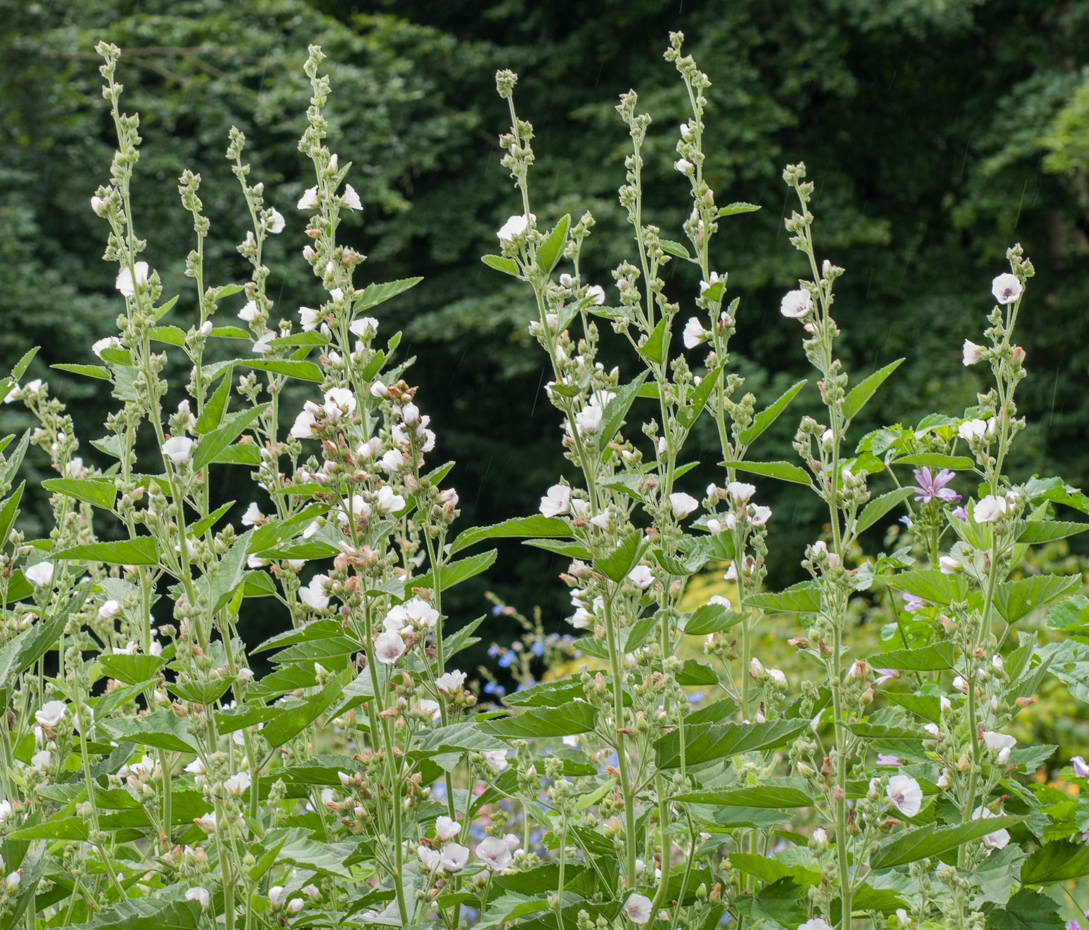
[2,0,1088,682]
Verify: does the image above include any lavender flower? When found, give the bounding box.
[910,467,960,504]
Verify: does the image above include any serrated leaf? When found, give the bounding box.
[869,816,1023,869]
[655,718,808,768]
[676,780,814,808]
[1016,520,1089,544]
[659,238,693,261]
[524,538,593,560]
[418,549,497,591]
[52,536,160,565]
[355,276,423,310]
[842,359,904,421]
[242,359,323,382]
[886,569,969,605]
[894,453,976,470]
[1046,595,1089,632]
[149,325,186,346]
[594,529,645,582]
[482,254,521,277]
[987,887,1064,930]
[1020,839,1089,885]
[51,363,112,382]
[864,643,954,671]
[504,679,586,708]
[679,604,744,635]
[855,487,915,535]
[42,477,116,511]
[0,482,23,545]
[737,380,807,448]
[995,574,1081,624]
[194,369,233,435]
[678,359,727,429]
[722,459,813,486]
[637,315,670,365]
[675,659,719,685]
[11,347,39,381]
[718,202,762,216]
[745,581,822,613]
[192,405,267,472]
[98,653,168,686]
[536,214,570,275]
[482,702,598,739]
[449,515,571,556]
[99,709,197,753]
[599,372,648,446]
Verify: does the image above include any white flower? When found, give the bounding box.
[350,317,379,338]
[322,387,357,422]
[25,562,54,587]
[728,481,756,503]
[937,770,951,788]
[380,449,404,473]
[92,336,122,358]
[585,284,606,305]
[799,920,834,930]
[290,407,317,439]
[624,892,653,924]
[674,158,694,175]
[237,300,259,323]
[5,872,20,892]
[440,843,470,872]
[974,495,1007,523]
[958,418,988,442]
[269,886,286,908]
[404,597,439,628]
[679,122,692,139]
[299,575,330,611]
[0,801,10,822]
[31,749,51,769]
[780,288,813,319]
[627,565,654,589]
[418,699,441,723]
[939,556,961,575]
[483,749,509,773]
[286,899,304,916]
[35,701,66,729]
[706,515,736,533]
[972,806,1010,849]
[374,631,406,665]
[241,502,263,526]
[982,731,1016,753]
[991,273,1022,305]
[683,317,708,349]
[298,307,321,331]
[185,887,210,910]
[575,405,602,435]
[185,758,206,776]
[115,262,149,298]
[952,675,969,693]
[497,213,534,243]
[669,492,699,519]
[266,208,285,234]
[341,184,363,210]
[435,816,461,841]
[225,772,251,797]
[436,670,466,694]
[91,195,105,215]
[418,847,441,872]
[330,287,344,302]
[749,505,772,526]
[162,436,194,466]
[98,599,121,621]
[374,486,405,516]
[962,339,983,366]
[767,668,787,686]
[476,836,512,870]
[297,186,319,210]
[539,484,571,517]
[886,774,923,818]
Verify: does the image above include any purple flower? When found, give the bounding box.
[900,515,913,530]
[874,668,900,685]
[1067,920,1082,930]
[1072,755,1089,778]
[952,506,968,522]
[876,754,900,766]
[910,467,961,504]
[903,593,926,612]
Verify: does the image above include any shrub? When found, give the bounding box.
[0,34,1086,930]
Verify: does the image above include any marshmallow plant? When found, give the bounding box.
[0,33,1085,930]
[480,30,1089,930]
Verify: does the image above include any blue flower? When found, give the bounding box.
[498,651,515,668]
[531,641,545,657]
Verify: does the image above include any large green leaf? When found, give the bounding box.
[1021,839,1089,885]
[354,276,423,311]
[594,530,647,583]
[737,380,807,448]
[722,459,813,486]
[99,709,197,753]
[242,359,323,382]
[868,816,1023,869]
[482,254,520,277]
[675,779,814,809]
[1046,595,1089,633]
[192,404,267,472]
[894,453,975,470]
[637,315,669,364]
[679,603,745,635]
[0,840,46,930]
[599,372,648,446]
[841,359,903,421]
[865,643,954,671]
[536,214,570,275]
[41,477,116,510]
[994,574,1081,624]
[449,515,571,556]
[655,718,808,768]
[745,581,822,613]
[418,549,497,591]
[260,674,347,747]
[1016,520,1089,544]
[855,487,915,535]
[52,536,160,566]
[886,569,969,605]
[987,888,1064,930]
[481,702,598,739]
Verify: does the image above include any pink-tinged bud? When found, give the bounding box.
[1011,345,1026,365]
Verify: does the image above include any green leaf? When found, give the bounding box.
[842,359,904,421]
[524,538,593,560]
[153,294,179,321]
[355,276,423,310]
[594,529,645,582]
[659,239,693,261]
[637,315,670,364]
[675,779,814,808]
[745,581,822,613]
[99,709,197,753]
[0,482,23,545]
[98,653,168,686]
[678,359,727,430]
[449,515,571,556]
[260,674,347,747]
[987,888,1064,930]
[504,679,586,708]
[1046,595,1089,633]
[886,569,969,605]
[0,584,89,706]
[536,214,570,275]
[149,325,186,346]
[894,453,976,470]
[482,254,521,277]
[51,363,112,382]
[11,347,39,381]
[52,536,160,566]
[737,380,808,448]
[865,643,954,671]
[855,487,915,535]
[260,826,354,878]
[722,459,813,486]
[868,816,1023,869]
[418,549,497,592]
[675,659,719,685]
[679,604,744,635]
[192,405,267,472]
[655,718,808,768]
[1021,839,1089,885]
[1016,520,1089,544]
[9,817,90,841]
[188,501,234,538]
[994,574,1082,624]
[718,201,762,216]
[209,326,252,339]
[481,702,598,739]
[210,530,254,612]
[194,370,233,435]
[0,840,46,930]
[599,372,648,447]
[42,477,116,510]
[242,359,323,381]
